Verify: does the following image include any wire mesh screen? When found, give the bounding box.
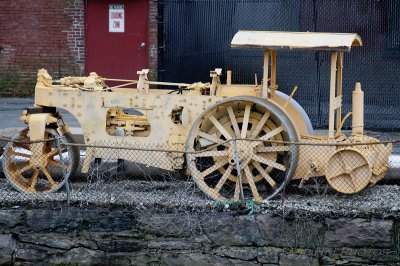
[0,131,400,264]
[1,134,398,208]
[159,0,400,129]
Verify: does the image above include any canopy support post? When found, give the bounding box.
[270,50,277,98]
[335,52,343,136]
[328,52,338,139]
[262,49,270,98]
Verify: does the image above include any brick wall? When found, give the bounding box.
[0,0,85,96]
[0,0,158,96]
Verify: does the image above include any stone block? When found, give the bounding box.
[97,239,143,252]
[204,214,265,246]
[0,209,24,229]
[19,234,75,250]
[137,213,202,237]
[26,208,135,233]
[15,247,48,262]
[256,213,324,248]
[324,218,393,248]
[0,234,16,264]
[214,246,258,261]
[160,252,258,266]
[279,253,319,266]
[257,247,280,264]
[47,247,105,264]
[148,240,200,250]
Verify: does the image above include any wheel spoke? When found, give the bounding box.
[45,139,55,151]
[197,131,224,144]
[14,152,31,158]
[47,147,68,158]
[256,145,291,153]
[227,106,241,138]
[42,167,58,188]
[46,149,59,158]
[326,172,345,180]
[252,161,277,188]
[214,165,233,193]
[259,125,284,141]
[15,164,33,175]
[29,169,39,191]
[15,161,30,168]
[13,142,30,150]
[240,104,251,138]
[346,174,357,192]
[244,166,262,201]
[199,159,226,178]
[48,159,62,168]
[195,150,228,158]
[209,114,232,140]
[252,154,286,171]
[349,161,368,173]
[234,178,241,200]
[49,160,68,169]
[250,112,270,138]
[251,125,284,148]
[349,172,362,192]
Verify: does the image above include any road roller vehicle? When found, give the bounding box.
[2,31,392,202]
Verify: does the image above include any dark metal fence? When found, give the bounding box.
[158,0,400,129]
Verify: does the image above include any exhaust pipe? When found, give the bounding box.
[352,82,364,135]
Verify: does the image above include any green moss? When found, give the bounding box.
[0,71,36,97]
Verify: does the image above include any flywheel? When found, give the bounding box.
[185,96,299,202]
[325,148,372,194]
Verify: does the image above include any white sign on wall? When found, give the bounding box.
[109,4,124,33]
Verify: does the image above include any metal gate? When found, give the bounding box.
[158,0,400,129]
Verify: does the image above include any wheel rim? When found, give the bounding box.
[186,97,298,202]
[325,148,371,194]
[2,128,74,193]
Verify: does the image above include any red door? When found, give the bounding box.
[85,0,149,79]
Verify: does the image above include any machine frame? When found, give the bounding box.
[2,31,392,201]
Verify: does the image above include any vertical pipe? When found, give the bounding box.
[270,50,277,97]
[226,70,232,85]
[328,52,338,139]
[233,139,245,204]
[56,137,69,205]
[336,52,343,135]
[262,49,270,98]
[352,83,364,135]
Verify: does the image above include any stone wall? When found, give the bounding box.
[0,205,399,265]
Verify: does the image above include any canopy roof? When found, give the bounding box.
[231,31,362,52]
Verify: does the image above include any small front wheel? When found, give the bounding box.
[2,128,79,193]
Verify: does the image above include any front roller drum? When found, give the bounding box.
[186,96,299,202]
[2,128,79,193]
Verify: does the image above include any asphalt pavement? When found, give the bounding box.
[0,98,80,137]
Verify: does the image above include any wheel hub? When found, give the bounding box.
[228,140,254,168]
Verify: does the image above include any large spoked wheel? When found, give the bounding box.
[186,96,299,202]
[2,128,79,193]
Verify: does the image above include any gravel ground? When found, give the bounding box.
[0,174,399,218]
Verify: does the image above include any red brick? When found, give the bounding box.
[0,0,158,93]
